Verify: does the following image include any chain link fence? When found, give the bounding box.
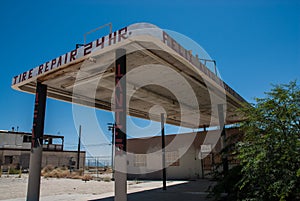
[84,156,112,180]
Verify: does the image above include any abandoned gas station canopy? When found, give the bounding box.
[11,23,246,128]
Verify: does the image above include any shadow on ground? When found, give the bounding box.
[89,180,216,201]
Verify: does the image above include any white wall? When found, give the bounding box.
[127,146,203,180]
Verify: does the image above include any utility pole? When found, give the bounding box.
[77,125,81,170]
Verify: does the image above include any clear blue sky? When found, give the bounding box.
[0,0,299,156]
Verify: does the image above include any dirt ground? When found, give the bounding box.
[0,174,187,201]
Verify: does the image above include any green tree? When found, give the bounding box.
[237,81,300,201]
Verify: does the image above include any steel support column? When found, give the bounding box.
[217,104,229,174]
[161,113,167,190]
[27,82,47,201]
[114,48,127,201]
[77,125,81,170]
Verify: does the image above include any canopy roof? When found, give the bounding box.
[12,23,246,128]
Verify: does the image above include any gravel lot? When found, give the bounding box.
[0,174,186,201]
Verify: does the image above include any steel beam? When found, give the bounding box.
[161,113,167,190]
[114,48,127,201]
[217,104,229,174]
[27,82,47,201]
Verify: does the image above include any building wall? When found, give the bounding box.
[0,131,86,170]
[0,149,85,169]
[41,151,86,169]
[127,127,242,180]
[127,146,202,180]
[0,133,28,149]
[127,133,203,180]
[166,147,201,179]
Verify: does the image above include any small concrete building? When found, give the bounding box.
[0,130,85,170]
[127,127,241,180]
